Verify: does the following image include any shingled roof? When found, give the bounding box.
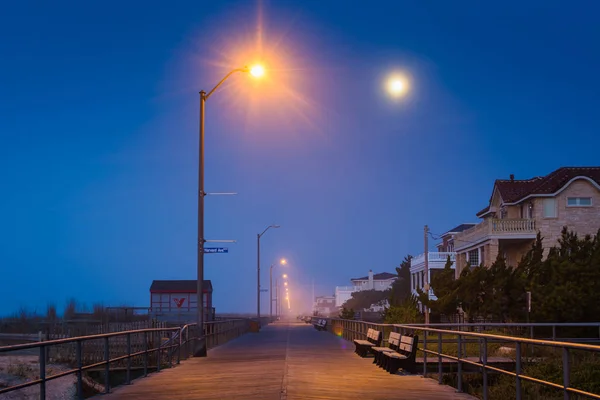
[351,272,397,281]
[477,167,600,217]
[150,280,213,293]
[442,223,477,237]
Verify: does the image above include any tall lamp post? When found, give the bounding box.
[195,65,265,357]
[270,259,287,319]
[257,225,280,325]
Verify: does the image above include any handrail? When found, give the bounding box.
[328,318,600,400]
[0,318,256,399]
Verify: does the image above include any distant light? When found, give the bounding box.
[250,65,265,78]
[280,258,287,265]
[282,274,288,278]
[387,77,408,97]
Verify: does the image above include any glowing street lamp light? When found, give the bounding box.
[249,64,265,78]
[282,274,288,279]
[386,75,409,98]
[196,65,265,357]
[270,257,287,320]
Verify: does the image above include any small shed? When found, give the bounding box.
[150,280,214,323]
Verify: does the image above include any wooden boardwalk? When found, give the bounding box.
[102,322,475,400]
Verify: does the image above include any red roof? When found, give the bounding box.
[477,167,600,217]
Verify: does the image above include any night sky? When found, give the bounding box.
[1,0,599,315]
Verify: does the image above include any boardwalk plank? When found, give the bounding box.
[101,322,474,400]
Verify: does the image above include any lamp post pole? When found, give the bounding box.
[257,225,280,326]
[196,67,253,357]
[270,264,274,320]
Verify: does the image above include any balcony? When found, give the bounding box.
[335,286,359,292]
[454,218,536,251]
[411,252,456,267]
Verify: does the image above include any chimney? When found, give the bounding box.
[510,174,515,182]
[368,270,374,290]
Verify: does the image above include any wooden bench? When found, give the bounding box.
[380,334,419,374]
[352,328,382,357]
[313,319,327,331]
[369,331,401,366]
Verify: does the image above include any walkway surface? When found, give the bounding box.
[103,321,475,400]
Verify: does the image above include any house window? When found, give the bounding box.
[543,198,557,218]
[567,197,592,207]
[468,249,479,267]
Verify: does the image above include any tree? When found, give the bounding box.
[525,228,600,323]
[339,307,355,320]
[389,255,412,306]
[417,255,460,317]
[343,289,390,311]
[383,295,423,324]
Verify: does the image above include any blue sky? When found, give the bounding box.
[1,0,599,316]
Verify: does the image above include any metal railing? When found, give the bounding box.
[0,318,259,399]
[411,252,456,266]
[328,319,600,400]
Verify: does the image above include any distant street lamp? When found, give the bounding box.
[196,65,264,357]
[270,258,287,319]
[385,74,409,98]
[257,225,280,325]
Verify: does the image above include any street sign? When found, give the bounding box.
[203,247,229,254]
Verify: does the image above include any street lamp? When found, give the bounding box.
[257,224,280,325]
[270,258,287,320]
[385,74,409,98]
[196,64,264,357]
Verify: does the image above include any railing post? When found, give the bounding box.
[437,332,442,384]
[423,330,428,377]
[168,330,173,368]
[157,331,162,372]
[39,344,46,400]
[126,333,131,384]
[143,331,148,377]
[516,342,522,400]
[562,347,570,400]
[482,337,488,400]
[457,334,463,393]
[76,340,83,400]
[104,336,110,394]
[177,328,182,365]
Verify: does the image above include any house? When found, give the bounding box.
[411,224,476,301]
[313,296,336,316]
[453,167,600,277]
[150,280,214,323]
[335,270,397,307]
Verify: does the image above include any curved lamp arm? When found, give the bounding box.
[205,67,249,100]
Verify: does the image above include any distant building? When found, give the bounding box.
[314,296,336,316]
[150,280,214,323]
[410,224,475,302]
[335,270,397,308]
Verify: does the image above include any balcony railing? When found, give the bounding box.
[411,252,456,267]
[455,218,536,249]
[491,218,536,233]
[335,286,359,292]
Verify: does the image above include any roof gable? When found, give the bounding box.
[150,280,213,293]
[476,167,600,216]
[442,223,477,237]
